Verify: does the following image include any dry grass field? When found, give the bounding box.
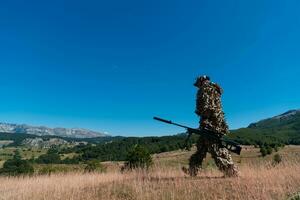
[0,146,300,200]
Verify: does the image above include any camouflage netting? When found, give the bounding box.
[195,76,229,135]
[184,75,239,177]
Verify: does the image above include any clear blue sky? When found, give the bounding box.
[0,0,299,136]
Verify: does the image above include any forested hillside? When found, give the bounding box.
[60,134,198,162]
[229,110,300,145]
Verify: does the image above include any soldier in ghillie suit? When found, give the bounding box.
[183,75,239,177]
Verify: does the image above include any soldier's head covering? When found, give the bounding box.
[194,75,210,88]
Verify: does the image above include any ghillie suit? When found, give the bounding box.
[184,76,239,177]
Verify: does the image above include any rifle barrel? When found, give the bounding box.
[153,117,190,129]
[153,117,172,124]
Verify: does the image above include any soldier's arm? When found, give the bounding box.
[212,82,223,95]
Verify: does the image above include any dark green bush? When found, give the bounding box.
[273,154,282,165]
[61,157,80,164]
[36,152,61,164]
[0,151,34,176]
[260,147,267,157]
[123,145,153,170]
[84,160,106,173]
[266,146,273,155]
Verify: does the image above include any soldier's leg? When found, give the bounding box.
[209,144,239,177]
[185,138,208,176]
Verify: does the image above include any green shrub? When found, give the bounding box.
[123,145,153,171]
[36,152,61,164]
[0,151,34,176]
[273,154,282,165]
[266,146,273,155]
[260,147,267,157]
[84,160,106,173]
[260,145,274,157]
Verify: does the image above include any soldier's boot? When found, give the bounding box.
[223,164,239,177]
[210,145,239,178]
[184,151,204,177]
[183,138,208,176]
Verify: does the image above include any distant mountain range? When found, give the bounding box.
[0,123,108,138]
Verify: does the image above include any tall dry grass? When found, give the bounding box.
[0,159,300,200]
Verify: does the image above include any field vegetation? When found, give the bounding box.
[0,146,300,200]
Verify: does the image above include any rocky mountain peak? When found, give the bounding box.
[273,109,300,120]
[0,122,109,138]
